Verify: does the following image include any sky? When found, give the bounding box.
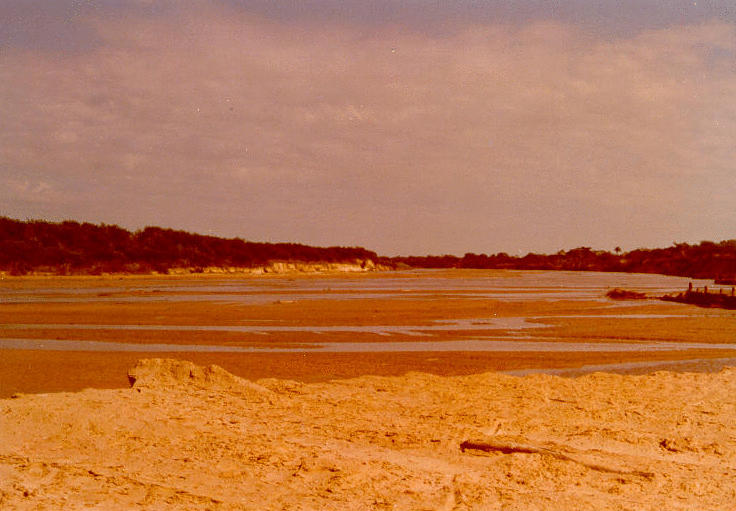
[2,1,735,256]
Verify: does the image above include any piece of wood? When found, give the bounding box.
[460,439,654,479]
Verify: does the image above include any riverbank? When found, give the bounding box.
[662,288,736,309]
[0,260,393,278]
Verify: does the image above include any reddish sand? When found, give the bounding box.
[3,347,734,398]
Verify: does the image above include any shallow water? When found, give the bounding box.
[3,337,736,353]
[504,357,736,377]
[0,317,549,336]
[0,313,696,338]
[0,270,724,305]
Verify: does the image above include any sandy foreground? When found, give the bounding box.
[2,358,736,510]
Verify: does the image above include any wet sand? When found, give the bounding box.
[2,271,736,396]
[4,348,736,398]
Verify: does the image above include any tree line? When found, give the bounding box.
[390,242,736,282]
[0,217,379,275]
[2,217,735,281]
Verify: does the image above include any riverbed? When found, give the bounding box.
[2,269,735,395]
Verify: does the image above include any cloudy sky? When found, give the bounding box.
[2,1,735,255]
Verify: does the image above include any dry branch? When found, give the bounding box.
[460,439,654,479]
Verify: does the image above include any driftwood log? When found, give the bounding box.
[460,439,654,479]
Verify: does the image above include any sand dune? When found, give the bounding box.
[2,359,736,510]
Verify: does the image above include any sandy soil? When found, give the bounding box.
[2,358,735,510]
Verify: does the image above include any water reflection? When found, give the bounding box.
[3,337,736,353]
[1,317,548,335]
[0,270,722,305]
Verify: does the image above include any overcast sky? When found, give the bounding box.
[2,1,735,255]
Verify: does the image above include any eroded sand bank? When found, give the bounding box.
[2,359,735,510]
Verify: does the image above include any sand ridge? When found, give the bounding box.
[2,359,736,510]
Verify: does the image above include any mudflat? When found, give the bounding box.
[2,270,736,395]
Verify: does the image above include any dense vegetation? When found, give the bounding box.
[391,243,736,282]
[2,217,735,281]
[0,217,379,275]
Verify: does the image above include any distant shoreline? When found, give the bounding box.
[0,266,726,282]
